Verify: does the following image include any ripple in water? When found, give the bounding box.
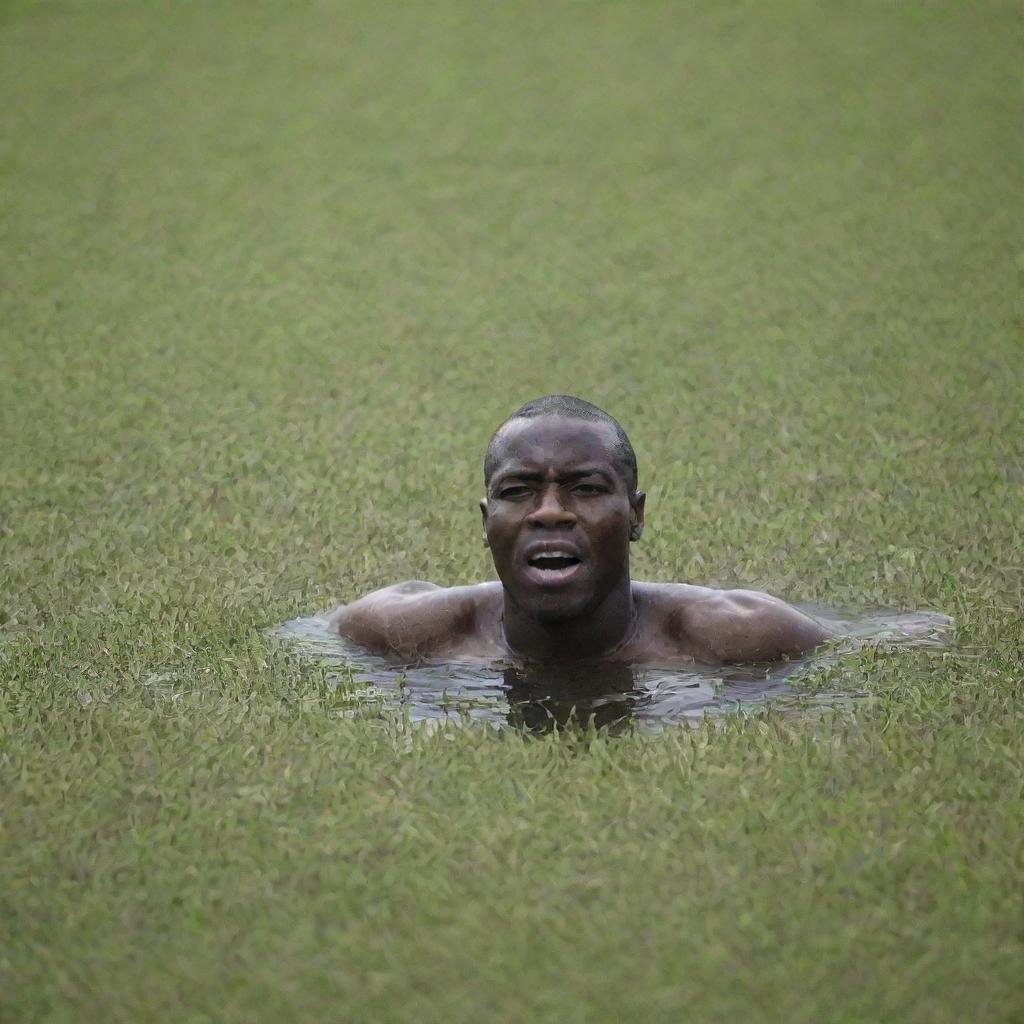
[270,606,953,732]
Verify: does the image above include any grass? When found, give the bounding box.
[1,0,1022,1020]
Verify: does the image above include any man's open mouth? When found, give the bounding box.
[522,546,584,585]
[528,553,581,572]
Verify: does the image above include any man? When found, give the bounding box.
[331,396,830,664]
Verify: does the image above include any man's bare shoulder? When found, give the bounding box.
[638,582,831,663]
[328,581,502,659]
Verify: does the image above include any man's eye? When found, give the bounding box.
[572,484,605,495]
[499,486,531,499]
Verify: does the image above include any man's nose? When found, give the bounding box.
[526,486,576,528]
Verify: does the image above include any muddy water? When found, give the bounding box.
[271,607,952,732]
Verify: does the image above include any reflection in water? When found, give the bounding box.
[270,607,953,733]
[503,662,639,734]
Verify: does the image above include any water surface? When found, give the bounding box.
[271,606,953,732]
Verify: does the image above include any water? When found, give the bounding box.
[270,605,953,732]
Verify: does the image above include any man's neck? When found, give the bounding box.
[501,578,637,662]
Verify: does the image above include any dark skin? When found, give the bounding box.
[330,415,831,664]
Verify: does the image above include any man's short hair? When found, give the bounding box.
[484,395,638,492]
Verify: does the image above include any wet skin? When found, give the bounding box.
[330,416,831,665]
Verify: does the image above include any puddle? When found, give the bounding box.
[269,605,953,732]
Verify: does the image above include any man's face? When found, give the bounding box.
[480,416,645,623]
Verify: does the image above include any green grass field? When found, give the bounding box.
[2,1,1022,1020]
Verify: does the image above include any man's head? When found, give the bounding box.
[480,396,645,623]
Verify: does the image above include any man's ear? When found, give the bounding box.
[629,490,646,542]
[479,498,490,547]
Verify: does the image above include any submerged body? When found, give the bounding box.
[331,397,831,665]
[330,579,829,665]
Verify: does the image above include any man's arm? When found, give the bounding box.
[328,581,476,659]
[677,588,832,663]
